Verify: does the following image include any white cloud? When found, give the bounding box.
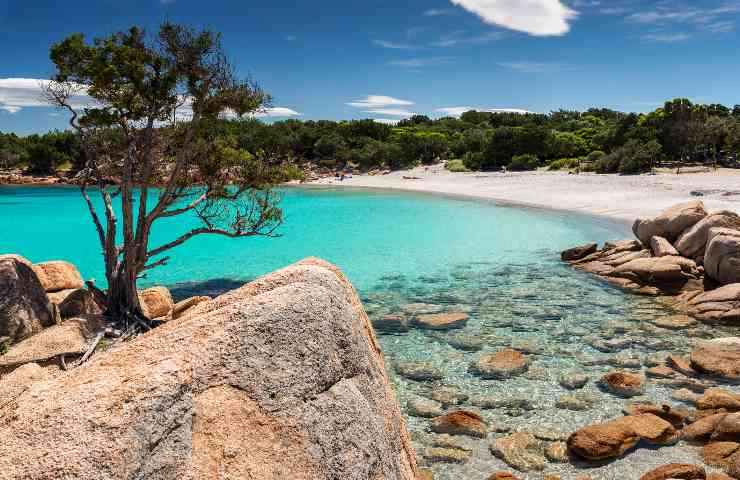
[641,32,693,43]
[373,118,400,125]
[253,107,301,118]
[362,108,416,117]
[497,61,573,73]
[387,57,454,67]
[434,106,532,117]
[0,78,94,114]
[424,8,455,16]
[347,95,414,109]
[449,0,578,36]
[432,30,507,46]
[372,40,421,50]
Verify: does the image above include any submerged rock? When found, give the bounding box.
[0,258,419,480]
[490,433,546,472]
[422,447,470,464]
[413,312,469,330]
[429,386,469,407]
[697,388,740,411]
[407,397,444,418]
[0,255,56,343]
[469,349,530,379]
[545,442,569,463]
[395,361,444,382]
[430,411,488,438]
[690,338,740,380]
[599,371,647,398]
[567,414,678,461]
[638,464,706,480]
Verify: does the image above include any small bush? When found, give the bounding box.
[586,150,606,163]
[445,159,469,172]
[509,153,540,171]
[548,158,579,171]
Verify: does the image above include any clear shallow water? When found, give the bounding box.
[1,185,735,479]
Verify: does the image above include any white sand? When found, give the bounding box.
[308,166,740,224]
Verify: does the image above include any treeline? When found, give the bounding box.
[3,98,740,176]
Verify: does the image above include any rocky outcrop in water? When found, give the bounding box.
[564,201,740,325]
[0,258,418,480]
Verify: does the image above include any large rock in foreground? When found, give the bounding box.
[633,201,707,245]
[687,284,740,324]
[0,258,418,480]
[0,255,56,342]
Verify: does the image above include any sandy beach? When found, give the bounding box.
[309,166,740,223]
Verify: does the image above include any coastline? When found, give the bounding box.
[304,166,740,223]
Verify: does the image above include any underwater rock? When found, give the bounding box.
[407,397,444,418]
[429,386,469,407]
[682,413,727,441]
[697,388,740,412]
[422,447,470,464]
[471,395,535,411]
[430,411,488,438]
[567,414,678,461]
[372,314,409,333]
[413,312,469,331]
[490,433,546,472]
[701,441,740,469]
[651,314,697,330]
[638,464,706,480]
[690,338,740,380]
[545,442,569,463]
[599,371,647,398]
[469,349,530,379]
[395,361,444,381]
[623,403,687,428]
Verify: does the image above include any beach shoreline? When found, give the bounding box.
[305,166,740,223]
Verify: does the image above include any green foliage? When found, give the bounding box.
[596,139,662,174]
[445,159,469,172]
[509,154,540,171]
[548,158,580,171]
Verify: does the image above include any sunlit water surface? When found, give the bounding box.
[1,185,735,479]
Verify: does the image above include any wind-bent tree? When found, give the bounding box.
[45,24,287,328]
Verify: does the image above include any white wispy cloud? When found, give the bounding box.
[362,108,416,117]
[373,118,401,125]
[432,30,507,47]
[424,8,455,16]
[348,96,416,118]
[497,61,574,73]
[449,0,578,36]
[0,78,94,113]
[642,32,692,43]
[434,106,532,117]
[347,95,414,109]
[372,40,422,50]
[387,57,454,67]
[253,107,302,118]
[626,4,740,25]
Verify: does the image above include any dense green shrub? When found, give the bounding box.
[548,158,580,170]
[509,154,540,171]
[445,159,469,172]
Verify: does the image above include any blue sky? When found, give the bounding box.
[2,0,740,135]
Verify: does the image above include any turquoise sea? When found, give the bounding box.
[0,185,731,479]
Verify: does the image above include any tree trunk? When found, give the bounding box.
[105,266,145,327]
